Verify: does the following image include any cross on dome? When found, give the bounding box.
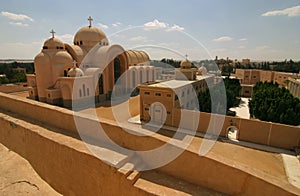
[88,16,93,27]
[50,29,55,38]
[185,54,188,60]
[73,60,77,68]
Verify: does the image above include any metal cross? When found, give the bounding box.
[185,54,188,60]
[50,29,55,38]
[73,60,77,68]
[88,16,93,27]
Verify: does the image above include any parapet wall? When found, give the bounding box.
[0,84,27,93]
[0,92,299,195]
[173,108,300,150]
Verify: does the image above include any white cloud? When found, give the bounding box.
[112,22,121,27]
[212,36,233,42]
[239,38,247,42]
[9,22,29,27]
[166,24,184,32]
[98,23,108,29]
[1,11,34,21]
[238,45,246,49]
[144,19,168,30]
[255,45,270,51]
[129,36,147,42]
[262,5,300,17]
[57,34,73,42]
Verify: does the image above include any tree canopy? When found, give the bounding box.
[249,82,300,126]
[198,77,241,116]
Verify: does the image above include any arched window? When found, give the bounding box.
[98,74,104,94]
[140,70,143,84]
[146,70,149,82]
[83,84,86,96]
[114,58,121,84]
[152,70,155,81]
[132,70,136,87]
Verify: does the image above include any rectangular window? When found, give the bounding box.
[166,94,171,97]
[175,95,178,101]
[144,92,150,95]
[245,90,250,93]
[167,111,171,114]
[87,88,90,96]
[155,93,161,96]
[181,91,185,97]
[145,108,149,111]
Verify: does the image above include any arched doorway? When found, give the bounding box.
[226,126,239,141]
[98,74,104,94]
[114,58,121,84]
[132,70,136,87]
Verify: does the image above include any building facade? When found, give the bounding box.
[236,69,300,97]
[140,59,213,126]
[286,78,300,99]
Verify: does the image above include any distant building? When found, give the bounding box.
[286,78,300,99]
[236,69,300,97]
[140,59,213,126]
[12,67,26,74]
[241,59,250,65]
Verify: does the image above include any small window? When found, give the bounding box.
[144,92,150,95]
[245,90,250,94]
[43,46,48,49]
[145,108,149,111]
[166,94,171,97]
[87,88,90,96]
[253,76,256,78]
[155,93,161,96]
[79,89,82,97]
[48,94,50,98]
[167,111,171,114]
[175,95,178,100]
[181,91,185,97]
[80,41,83,45]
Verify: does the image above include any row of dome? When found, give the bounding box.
[43,26,108,50]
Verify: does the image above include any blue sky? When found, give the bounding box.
[0,0,300,61]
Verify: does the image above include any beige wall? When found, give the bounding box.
[0,92,299,195]
[235,69,300,86]
[0,84,28,93]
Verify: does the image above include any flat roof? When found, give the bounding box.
[147,75,212,89]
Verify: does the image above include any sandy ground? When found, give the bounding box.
[0,143,60,195]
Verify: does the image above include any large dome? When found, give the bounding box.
[73,26,109,47]
[43,37,64,50]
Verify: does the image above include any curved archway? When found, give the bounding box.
[226,126,239,140]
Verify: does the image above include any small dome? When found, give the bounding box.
[74,26,109,47]
[198,66,207,75]
[180,59,192,69]
[43,37,64,50]
[67,67,84,77]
